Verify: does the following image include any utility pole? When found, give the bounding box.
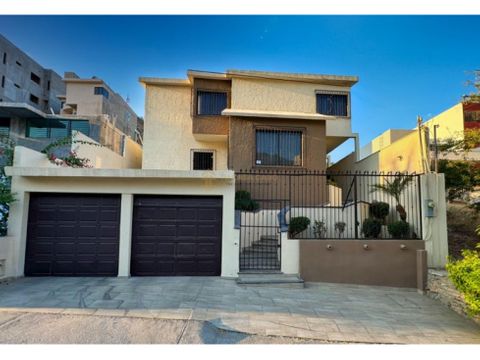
[433,125,440,173]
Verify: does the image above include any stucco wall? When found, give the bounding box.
[330,129,426,174]
[64,82,104,116]
[231,77,351,114]
[229,116,326,171]
[423,103,465,142]
[73,132,142,169]
[142,85,228,170]
[299,240,426,288]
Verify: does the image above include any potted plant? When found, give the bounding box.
[288,216,310,238]
[334,221,346,238]
[369,201,390,224]
[362,218,382,239]
[387,220,411,239]
[313,220,327,238]
[370,175,413,221]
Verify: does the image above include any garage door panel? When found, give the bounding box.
[197,243,216,255]
[97,243,118,255]
[131,195,222,276]
[55,242,77,255]
[100,210,120,222]
[57,208,77,221]
[197,208,219,221]
[78,209,99,221]
[156,208,177,220]
[177,224,196,236]
[99,225,121,237]
[76,225,99,238]
[157,224,176,236]
[35,224,57,237]
[176,243,196,256]
[133,242,156,254]
[76,242,96,255]
[25,261,51,275]
[197,224,219,236]
[28,241,54,255]
[157,243,175,255]
[177,208,196,220]
[25,193,120,276]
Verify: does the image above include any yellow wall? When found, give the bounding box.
[231,77,351,114]
[423,103,465,142]
[330,129,427,174]
[142,84,228,170]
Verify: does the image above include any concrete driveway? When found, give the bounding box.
[0,277,479,344]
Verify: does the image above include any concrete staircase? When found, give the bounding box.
[238,234,304,288]
[240,235,281,271]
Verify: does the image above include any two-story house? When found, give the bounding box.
[2,68,444,291]
[2,68,359,280]
[140,69,358,173]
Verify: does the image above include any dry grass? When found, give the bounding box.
[447,202,480,259]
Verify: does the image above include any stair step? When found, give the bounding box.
[243,247,278,254]
[252,243,279,251]
[236,273,305,288]
[260,235,278,240]
[253,239,279,246]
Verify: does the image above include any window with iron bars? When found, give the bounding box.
[316,91,349,117]
[192,150,215,170]
[196,91,227,116]
[255,128,303,167]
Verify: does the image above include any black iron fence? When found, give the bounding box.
[235,170,423,242]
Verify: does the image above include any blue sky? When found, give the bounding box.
[0,15,478,160]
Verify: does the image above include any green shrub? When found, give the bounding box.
[387,220,410,238]
[235,190,259,211]
[288,216,310,238]
[446,249,480,316]
[362,218,382,239]
[369,201,390,222]
[438,160,480,201]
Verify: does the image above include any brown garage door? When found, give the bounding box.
[131,196,222,276]
[25,193,121,276]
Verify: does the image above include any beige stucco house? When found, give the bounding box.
[0,69,447,290]
[1,69,359,279]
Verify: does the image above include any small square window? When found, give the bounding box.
[0,118,10,136]
[192,150,214,170]
[29,94,39,104]
[94,86,109,99]
[30,72,41,85]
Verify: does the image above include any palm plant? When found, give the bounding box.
[370,175,413,222]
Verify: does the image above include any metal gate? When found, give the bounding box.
[236,170,423,272]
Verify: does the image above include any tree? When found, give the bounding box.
[462,69,480,103]
[0,135,16,236]
[438,160,480,201]
[370,175,413,221]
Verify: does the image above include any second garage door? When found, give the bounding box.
[131,196,223,276]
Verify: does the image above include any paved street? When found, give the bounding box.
[0,311,328,344]
[0,277,479,344]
